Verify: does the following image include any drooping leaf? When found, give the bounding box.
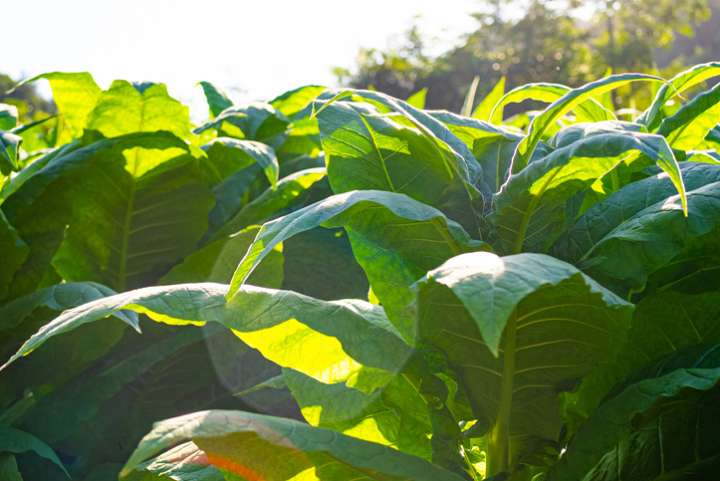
[413,252,632,442]
[0,425,68,477]
[548,345,720,481]
[194,102,288,144]
[198,81,233,118]
[640,61,720,130]
[226,190,483,339]
[555,173,720,294]
[202,137,279,189]
[511,74,661,173]
[2,283,411,389]
[120,410,468,481]
[492,128,685,254]
[656,81,720,150]
[489,82,613,125]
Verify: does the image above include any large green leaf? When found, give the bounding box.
[2,131,199,296]
[511,74,661,173]
[120,410,468,481]
[226,190,483,339]
[86,81,191,141]
[413,252,632,444]
[316,100,483,231]
[18,72,102,143]
[656,81,720,150]
[555,175,720,294]
[2,283,411,388]
[492,128,685,254]
[270,85,326,119]
[283,368,433,459]
[548,345,720,481]
[640,61,720,130]
[0,425,68,477]
[564,291,720,428]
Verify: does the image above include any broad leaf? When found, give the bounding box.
[316,99,483,231]
[19,72,102,143]
[492,128,686,254]
[226,190,483,339]
[548,345,720,481]
[121,410,468,481]
[413,252,632,442]
[555,175,720,294]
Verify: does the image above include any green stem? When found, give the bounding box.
[486,311,517,477]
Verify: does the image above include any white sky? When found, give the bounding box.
[5,0,480,115]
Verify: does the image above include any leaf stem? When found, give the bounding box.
[487,310,517,477]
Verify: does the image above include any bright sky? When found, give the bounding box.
[5,0,480,115]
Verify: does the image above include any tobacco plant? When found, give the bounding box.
[2,63,720,480]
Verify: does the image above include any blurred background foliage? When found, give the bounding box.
[333,0,719,111]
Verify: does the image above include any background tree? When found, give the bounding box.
[338,0,717,111]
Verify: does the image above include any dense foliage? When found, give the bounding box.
[1,62,720,481]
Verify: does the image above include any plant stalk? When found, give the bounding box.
[486,311,517,477]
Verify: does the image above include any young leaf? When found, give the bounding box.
[640,61,720,130]
[489,82,613,125]
[511,74,661,173]
[462,76,480,117]
[0,132,22,175]
[198,80,233,118]
[656,81,720,150]
[406,88,428,109]
[473,76,505,122]
[120,410,468,481]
